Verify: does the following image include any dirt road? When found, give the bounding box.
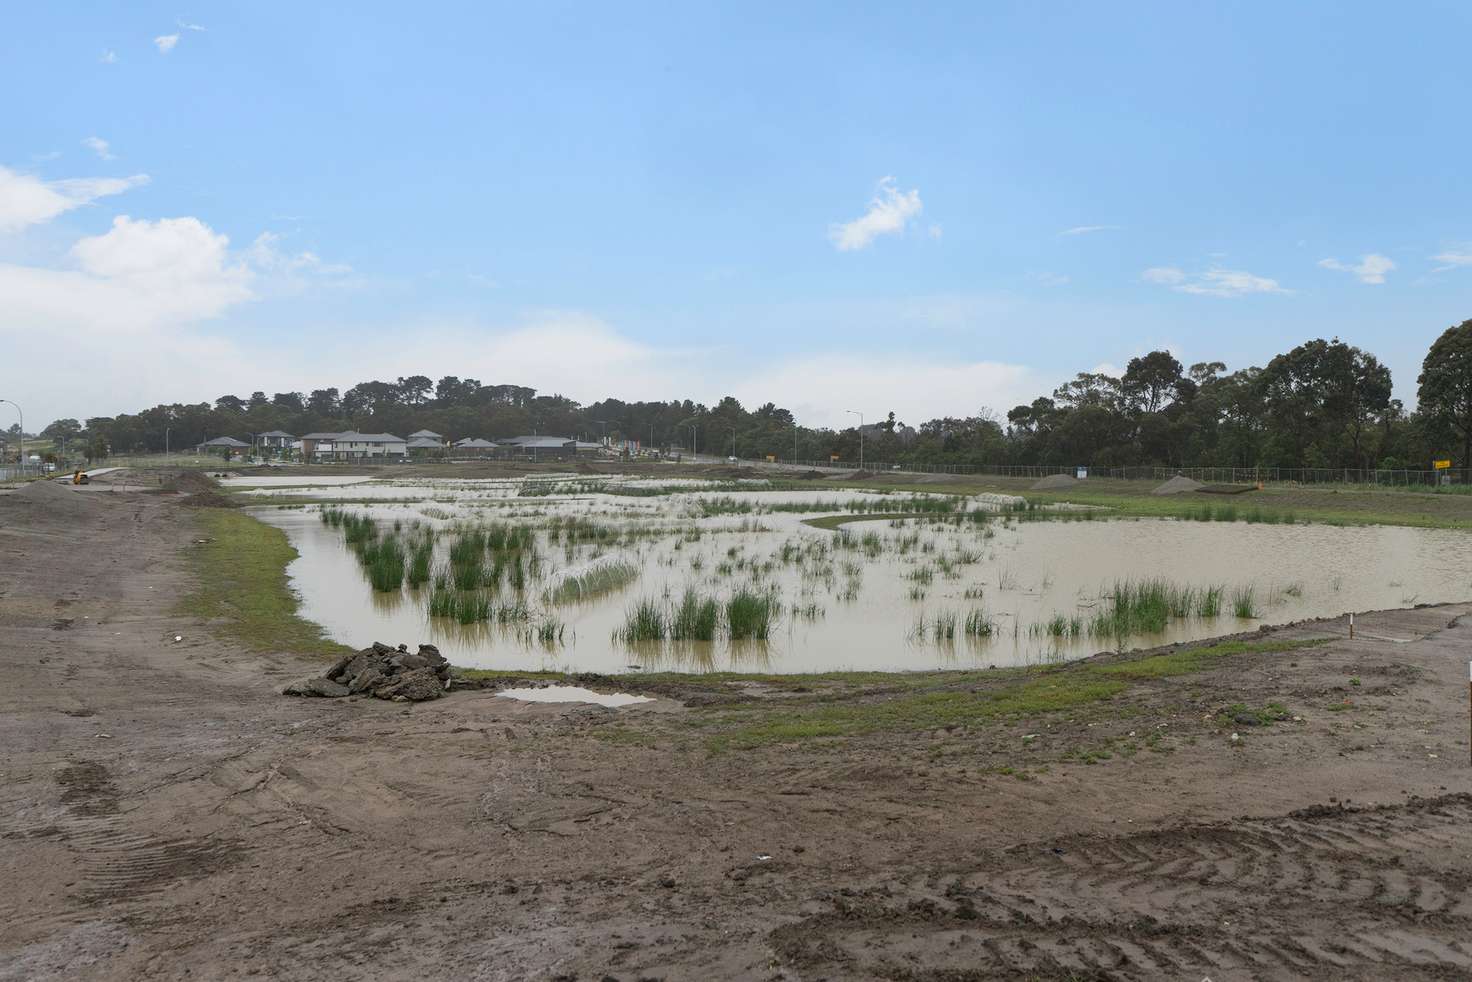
[4,480,1472,980]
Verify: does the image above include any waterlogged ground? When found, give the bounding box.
[230,473,1472,672]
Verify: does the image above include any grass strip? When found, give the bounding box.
[178,509,351,657]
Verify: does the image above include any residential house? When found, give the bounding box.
[256,430,296,456]
[197,436,250,458]
[331,432,408,459]
[300,431,408,460]
[505,436,577,460]
[300,432,341,458]
[407,436,447,458]
[449,438,499,458]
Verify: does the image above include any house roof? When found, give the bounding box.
[200,436,249,447]
[301,431,342,440]
[574,441,602,450]
[454,438,499,449]
[258,430,296,438]
[408,429,443,438]
[334,431,405,443]
[407,437,444,449]
[514,436,576,449]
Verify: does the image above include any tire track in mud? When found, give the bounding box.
[0,760,242,934]
[771,793,1472,980]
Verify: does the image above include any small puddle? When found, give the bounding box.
[497,685,654,708]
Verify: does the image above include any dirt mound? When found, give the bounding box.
[794,470,829,480]
[283,642,450,702]
[166,471,238,508]
[1030,473,1078,490]
[7,479,100,521]
[1152,475,1206,495]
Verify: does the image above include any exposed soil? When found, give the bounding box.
[4,478,1472,980]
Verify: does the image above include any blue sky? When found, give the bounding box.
[3,1,1471,428]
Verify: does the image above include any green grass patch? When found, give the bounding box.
[179,509,350,657]
[704,635,1331,750]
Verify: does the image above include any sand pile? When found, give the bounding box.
[1030,473,1079,490]
[1152,475,1206,496]
[10,479,100,520]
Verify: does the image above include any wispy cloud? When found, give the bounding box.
[1032,271,1071,287]
[99,50,118,65]
[82,136,115,161]
[179,20,207,32]
[1142,265,1288,297]
[154,34,180,54]
[0,166,150,234]
[1318,253,1394,284]
[1060,225,1120,236]
[828,177,924,251]
[1431,248,1472,274]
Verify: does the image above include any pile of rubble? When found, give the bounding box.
[283,642,451,702]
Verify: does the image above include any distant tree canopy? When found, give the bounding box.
[49,329,1470,470]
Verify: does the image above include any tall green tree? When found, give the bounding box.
[1418,319,1472,467]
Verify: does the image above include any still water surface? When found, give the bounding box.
[243,476,1472,673]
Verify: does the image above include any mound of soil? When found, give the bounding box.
[1152,475,1206,495]
[1031,473,1079,490]
[283,642,450,702]
[794,470,829,480]
[1198,483,1258,495]
[11,479,100,520]
[167,471,238,509]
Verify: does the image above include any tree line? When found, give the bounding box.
[32,320,1472,472]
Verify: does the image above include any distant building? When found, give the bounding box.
[506,436,577,460]
[408,429,444,444]
[450,438,499,458]
[197,436,250,457]
[256,430,296,454]
[407,436,447,457]
[299,431,407,460]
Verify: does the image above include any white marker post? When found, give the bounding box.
[1349,612,1354,640]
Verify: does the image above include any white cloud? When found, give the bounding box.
[1318,253,1394,284]
[1141,266,1185,285]
[1032,272,1070,287]
[927,223,943,240]
[1061,225,1120,236]
[0,213,360,424]
[0,166,150,233]
[734,353,1044,430]
[1142,265,1287,297]
[99,50,118,64]
[154,34,180,53]
[1431,249,1472,274]
[179,20,207,31]
[82,136,115,161]
[828,177,924,251]
[246,231,353,278]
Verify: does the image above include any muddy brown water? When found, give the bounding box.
[239,476,1472,673]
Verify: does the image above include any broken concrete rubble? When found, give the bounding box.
[284,643,450,702]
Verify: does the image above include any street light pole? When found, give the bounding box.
[846,410,864,471]
[0,399,22,473]
[165,427,172,457]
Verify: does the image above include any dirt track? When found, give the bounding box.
[4,479,1472,980]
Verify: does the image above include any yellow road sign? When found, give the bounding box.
[1435,459,1452,470]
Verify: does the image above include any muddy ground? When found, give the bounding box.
[4,477,1472,980]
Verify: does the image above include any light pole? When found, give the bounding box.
[846,410,864,471]
[165,427,173,457]
[0,399,22,473]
